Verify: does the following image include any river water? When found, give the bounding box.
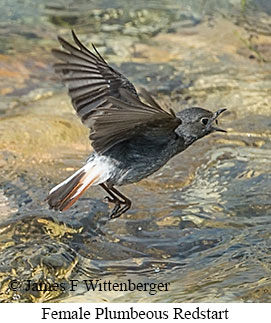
[0,0,271,302]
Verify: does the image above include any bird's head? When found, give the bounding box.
[175,107,227,146]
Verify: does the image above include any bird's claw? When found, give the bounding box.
[104,195,122,219]
[109,202,132,220]
[109,203,121,219]
[103,192,131,219]
[104,195,115,203]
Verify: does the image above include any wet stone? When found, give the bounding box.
[0,0,271,303]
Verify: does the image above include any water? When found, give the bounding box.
[0,0,271,302]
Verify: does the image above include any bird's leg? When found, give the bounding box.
[100,183,120,204]
[100,183,123,218]
[99,183,131,219]
[109,186,132,219]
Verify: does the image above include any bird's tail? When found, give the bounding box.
[46,160,107,211]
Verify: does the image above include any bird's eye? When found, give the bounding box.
[200,117,209,126]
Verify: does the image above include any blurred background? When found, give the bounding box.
[0,0,271,302]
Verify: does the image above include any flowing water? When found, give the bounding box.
[0,0,271,302]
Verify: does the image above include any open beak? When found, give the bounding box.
[208,108,227,133]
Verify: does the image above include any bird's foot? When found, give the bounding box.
[104,196,115,203]
[109,202,122,219]
[101,184,132,219]
[109,200,132,219]
[104,195,123,219]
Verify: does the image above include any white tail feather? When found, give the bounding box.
[47,155,112,211]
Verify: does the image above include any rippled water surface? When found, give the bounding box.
[0,0,271,302]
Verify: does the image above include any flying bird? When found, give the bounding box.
[46,30,227,219]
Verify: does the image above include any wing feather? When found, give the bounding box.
[52,31,181,154]
[89,90,182,153]
[52,30,138,124]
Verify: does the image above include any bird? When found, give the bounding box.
[46,30,227,219]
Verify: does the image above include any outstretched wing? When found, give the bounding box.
[52,31,181,154]
[52,30,138,126]
[90,88,182,153]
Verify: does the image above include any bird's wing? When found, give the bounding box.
[52,31,181,154]
[51,30,138,126]
[90,88,182,153]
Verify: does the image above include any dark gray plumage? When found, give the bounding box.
[46,30,227,218]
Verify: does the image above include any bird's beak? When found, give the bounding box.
[209,108,227,133]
